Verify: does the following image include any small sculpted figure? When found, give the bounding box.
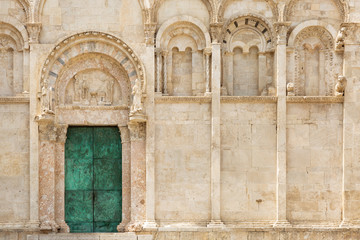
[287,82,295,96]
[130,78,143,114]
[336,27,347,50]
[335,75,346,97]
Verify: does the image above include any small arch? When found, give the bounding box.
[0,16,29,49]
[288,20,337,48]
[217,0,278,23]
[156,15,211,50]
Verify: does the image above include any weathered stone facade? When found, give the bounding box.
[1,0,360,239]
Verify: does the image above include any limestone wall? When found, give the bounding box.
[0,103,30,223]
[220,103,277,223]
[287,103,343,224]
[155,103,211,224]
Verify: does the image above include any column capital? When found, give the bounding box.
[204,47,212,56]
[128,122,146,141]
[155,48,163,54]
[56,124,68,143]
[210,22,223,44]
[144,23,157,47]
[25,22,42,44]
[274,22,291,45]
[38,122,57,142]
[118,125,131,143]
[161,50,168,56]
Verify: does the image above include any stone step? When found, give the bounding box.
[27,233,153,240]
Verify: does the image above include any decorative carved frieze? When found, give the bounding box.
[221,96,278,103]
[155,96,212,103]
[287,96,344,103]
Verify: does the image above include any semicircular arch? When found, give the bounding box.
[0,16,29,49]
[40,31,146,103]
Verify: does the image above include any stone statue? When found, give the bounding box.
[130,78,143,114]
[335,75,346,97]
[41,80,52,114]
[287,82,295,96]
[335,27,347,50]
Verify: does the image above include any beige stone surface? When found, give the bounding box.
[2,0,360,238]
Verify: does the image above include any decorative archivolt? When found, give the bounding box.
[156,16,211,50]
[284,0,349,22]
[217,0,278,23]
[222,14,275,52]
[292,26,336,96]
[0,16,29,50]
[40,31,146,108]
[15,0,31,22]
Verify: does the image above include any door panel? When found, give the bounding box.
[94,127,122,159]
[94,158,122,191]
[65,127,122,233]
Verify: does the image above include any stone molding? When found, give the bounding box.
[221,96,278,103]
[128,122,146,141]
[0,96,30,103]
[155,96,212,103]
[287,96,344,103]
[0,15,29,50]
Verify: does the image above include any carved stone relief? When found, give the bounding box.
[64,70,121,106]
[0,37,14,96]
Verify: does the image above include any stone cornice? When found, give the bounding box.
[155,96,212,103]
[287,96,344,103]
[221,96,278,103]
[0,96,30,103]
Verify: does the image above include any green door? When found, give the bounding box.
[65,127,122,233]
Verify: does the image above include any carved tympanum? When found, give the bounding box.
[64,70,121,106]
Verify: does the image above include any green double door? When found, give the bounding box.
[65,127,122,233]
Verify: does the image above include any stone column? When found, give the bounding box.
[117,126,131,231]
[127,122,147,232]
[258,52,267,94]
[54,124,70,233]
[162,50,168,95]
[207,43,224,228]
[224,51,233,96]
[155,49,162,96]
[273,22,291,227]
[38,121,59,232]
[204,48,212,95]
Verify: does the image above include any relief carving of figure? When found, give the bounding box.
[335,75,346,97]
[335,27,347,50]
[130,78,143,114]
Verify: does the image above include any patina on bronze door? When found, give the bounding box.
[65,127,122,232]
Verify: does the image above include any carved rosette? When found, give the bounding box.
[26,22,42,44]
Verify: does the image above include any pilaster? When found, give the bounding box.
[127,121,147,232]
[207,43,224,228]
[273,21,291,228]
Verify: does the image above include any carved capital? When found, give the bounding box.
[204,47,212,56]
[26,22,42,44]
[38,123,57,142]
[210,22,223,43]
[144,23,156,47]
[274,22,291,45]
[56,125,68,143]
[119,126,130,144]
[161,50,168,57]
[128,122,146,141]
